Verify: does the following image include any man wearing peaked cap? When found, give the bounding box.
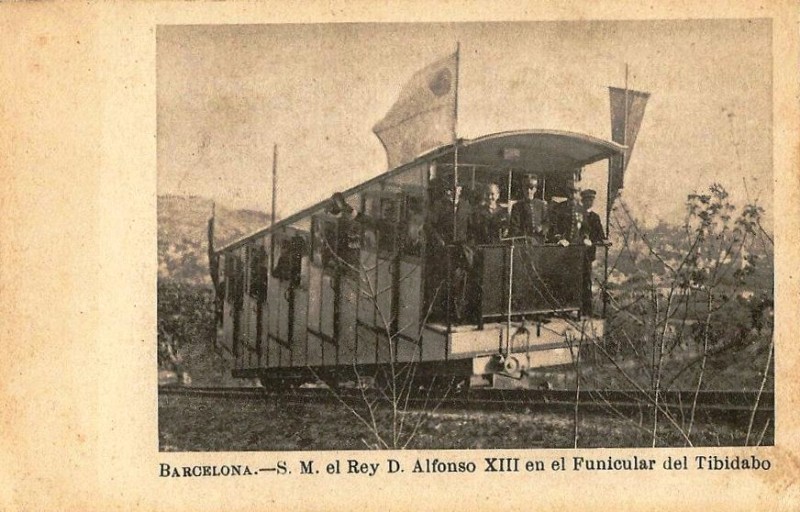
[580,189,605,251]
[426,173,473,321]
[510,174,548,243]
[429,174,471,245]
[549,181,584,245]
[580,188,607,316]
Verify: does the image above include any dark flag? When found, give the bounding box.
[608,87,650,207]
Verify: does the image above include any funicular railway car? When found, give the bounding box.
[213,130,626,389]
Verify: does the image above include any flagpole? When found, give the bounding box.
[602,64,628,318]
[210,200,217,349]
[208,200,217,267]
[209,199,216,269]
[454,42,460,131]
[271,143,278,266]
[452,42,461,241]
[448,42,460,334]
[208,199,217,255]
[624,63,629,162]
[210,200,216,249]
[263,143,278,367]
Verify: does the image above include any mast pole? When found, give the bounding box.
[447,43,461,334]
[606,64,628,236]
[271,144,278,264]
[624,63,629,167]
[210,200,216,261]
[266,144,278,368]
[452,42,461,241]
[602,64,629,318]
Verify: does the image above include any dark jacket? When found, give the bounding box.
[582,210,605,261]
[428,198,472,246]
[472,204,509,244]
[510,198,548,242]
[549,199,585,244]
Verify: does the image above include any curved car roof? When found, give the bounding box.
[431,129,626,175]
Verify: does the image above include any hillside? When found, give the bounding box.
[157,195,271,285]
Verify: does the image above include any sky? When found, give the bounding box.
[157,20,772,228]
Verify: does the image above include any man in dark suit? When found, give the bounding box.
[428,177,472,246]
[426,176,473,321]
[509,174,548,243]
[579,189,607,316]
[580,189,606,258]
[548,183,585,245]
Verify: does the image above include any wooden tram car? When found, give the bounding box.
[213,130,624,389]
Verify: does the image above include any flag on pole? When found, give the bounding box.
[373,52,458,169]
[608,87,650,205]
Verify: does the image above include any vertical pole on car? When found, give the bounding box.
[603,65,629,319]
[268,143,277,368]
[447,43,461,339]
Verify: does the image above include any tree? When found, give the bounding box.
[584,183,773,446]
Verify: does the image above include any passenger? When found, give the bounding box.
[579,189,607,316]
[327,193,341,216]
[509,174,548,243]
[427,176,472,246]
[426,176,473,322]
[272,238,295,280]
[580,189,606,252]
[330,192,361,268]
[549,182,585,246]
[472,183,509,244]
[404,208,425,257]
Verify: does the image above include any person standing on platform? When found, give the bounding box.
[549,182,585,246]
[426,175,473,322]
[472,183,509,244]
[429,176,472,246]
[579,188,607,316]
[509,174,548,243]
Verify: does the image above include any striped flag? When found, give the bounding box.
[373,52,458,169]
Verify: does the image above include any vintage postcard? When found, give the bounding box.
[2,2,798,511]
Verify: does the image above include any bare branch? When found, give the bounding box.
[746,337,774,446]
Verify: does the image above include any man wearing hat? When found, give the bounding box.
[580,188,607,316]
[426,175,474,321]
[328,192,362,268]
[428,175,472,246]
[510,174,548,243]
[580,189,605,254]
[548,182,585,245]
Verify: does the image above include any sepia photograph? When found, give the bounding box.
[157,20,774,451]
[4,1,799,509]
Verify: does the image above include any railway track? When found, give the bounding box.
[159,385,774,418]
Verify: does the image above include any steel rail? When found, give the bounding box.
[159,386,774,417]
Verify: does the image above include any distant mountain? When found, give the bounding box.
[158,195,271,285]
